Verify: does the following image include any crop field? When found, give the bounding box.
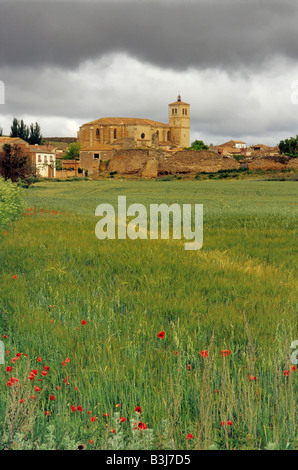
[0,179,297,450]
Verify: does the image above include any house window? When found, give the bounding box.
[50,155,53,162]
[44,156,47,163]
[167,131,170,141]
[114,128,117,139]
[38,155,41,162]
[94,153,99,159]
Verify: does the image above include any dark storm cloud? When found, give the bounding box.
[1,0,298,71]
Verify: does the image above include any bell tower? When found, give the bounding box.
[168,94,190,147]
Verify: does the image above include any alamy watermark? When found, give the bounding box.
[291,80,298,104]
[0,80,4,105]
[95,196,203,250]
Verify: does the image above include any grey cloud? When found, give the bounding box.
[1,1,298,71]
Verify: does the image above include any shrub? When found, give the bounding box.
[0,177,23,229]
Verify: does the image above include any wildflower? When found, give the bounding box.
[249,375,257,381]
[120,417,126,422]
[16,353,22,357]
[20,399,24,403]
[221,349,231,357]
[103,413,109,417]
[6,366,13,372]
[37,357,42,362]
[157,331,165,339]
[42,371,48,377]
[2,335,7,339]
[227,420,232,426]
[200,350,208,358]
[31,396,35,400]
[64,358,70,363]
[283,370,290,376]
[35,386,41,392]
[116,404,120,408]
[71,406,77,412]
[49,395,55,401]
[111,429,116,434]
[91,417,97,422]
[186,433,193,440]
[12,275,17,279]
[88,440,94,444]
[44,365,49,371]
[135,406,141,413]
[77,406,83,412]
[45,411,50,416]
[290,365,296,371]
[81,320,87,325]
[137,422,147,430]
[56,386,61,390]
[188,364,191,371]
[221,421,225,426]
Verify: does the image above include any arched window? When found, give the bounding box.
[167,131,170,141]
[141,133,145,139]
[156,130,159,141]
[96,128,100,137]
[172,109,175,115]
[184,109,187,115]
[114,128,117,139]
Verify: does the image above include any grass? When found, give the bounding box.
[0,180,297,450]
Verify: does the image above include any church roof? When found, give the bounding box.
[168,101,190,106]
[82,117,168,127]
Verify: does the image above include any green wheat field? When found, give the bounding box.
[0,180,297,450]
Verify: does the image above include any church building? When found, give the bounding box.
[78,95,190,175]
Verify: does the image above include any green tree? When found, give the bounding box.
[278,135,298,156]
[187,140,209,151]
[28,122,43,145]
[63,142,81,160]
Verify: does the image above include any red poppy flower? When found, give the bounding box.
[44,365,49,371]
[37,357,42,362]
[45,411,50,416]
[2,335,7,339]
[157,331,165,339]
[20,399,24,403]
[221,349,231,357]
[186,433,193,440]
[88,440,94,444]
[91,417,97,422]
[103,413,109,417]
[290,365,296,371]
[81,320,87,325]
[120,417,126,422]
[111,429,116,434]
[49,395,55,401]
[12,275,17,279]
[283,370,290,376]
[227,420,232,426]
[200,350,208,358]
[188,364,191,371]
[135,406,141,413]
[137,422,147,430]
[35,386,41,392]
[71,406,76,412]
[77,406,83,412]
[221,421,225,426]
[6,366,13,372]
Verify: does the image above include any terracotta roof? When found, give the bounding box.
[81,117,169,128]
[168,101,190,106]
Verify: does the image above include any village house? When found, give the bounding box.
[78,95,190,175]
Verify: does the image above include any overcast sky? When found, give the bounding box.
[0,0,297,146]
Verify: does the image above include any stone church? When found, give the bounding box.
[78,95,190,175]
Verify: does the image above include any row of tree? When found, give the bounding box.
[10,118,43,145]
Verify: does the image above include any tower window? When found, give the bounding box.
[114,128,117,139]
[184,109,187,115]
[96,128,100,136]
[94,153,99,159]
[141,133,145,139]
[167,131,170,141]
[172,109,175,115]
[175,108,177,115]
